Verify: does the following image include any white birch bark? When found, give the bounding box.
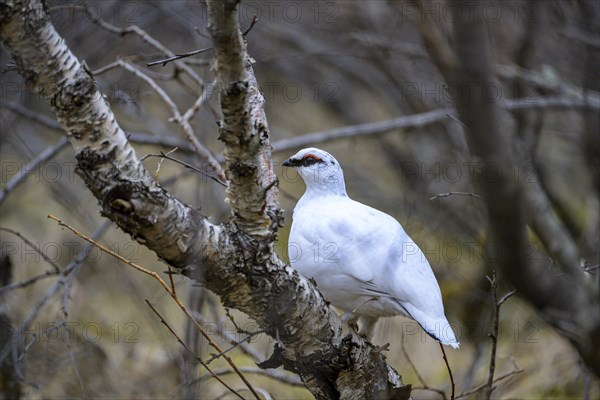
[0,1,411,398]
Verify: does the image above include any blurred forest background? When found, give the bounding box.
[1,0,599,399]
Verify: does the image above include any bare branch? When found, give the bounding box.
[204,331,263,365]
[205,0,409,397]
[2,1,209,268]
[0,221,110,367]
[439,343,455,400]
[429,192,483,201]
[80,5,205,89]
[456,366,524,399]
[206,0,278,237]
[504,95,600,110]
[1,101,60,129]
[197,366,303,387]
[272,108,453,152]
[1,2,412,397]
[0,268,58,295]
[584,264,600,273]
[145,300,247,400]
[270,96,598,154]
[445,0,600,377]
[402,342,447,400]
[147,47,213,67]
[242,15,259,37]
[189,309,266,364]
[560,27,600,49]
[0,227,61,273]
[116,59,225,182]
[497,64,600,105]
[414,0,459,80]
[484,273,514,400]
[140,152,227,187]
[48,214,260,400]
[182,79,217,122]
[0,137,69,205]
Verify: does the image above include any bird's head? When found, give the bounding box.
[283,148,347,195]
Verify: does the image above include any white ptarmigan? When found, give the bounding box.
[283,147,459,348]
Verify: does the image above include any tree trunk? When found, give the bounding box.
[0,0,411,398]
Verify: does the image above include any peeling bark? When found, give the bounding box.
[207,0,279,239]
[0,0,410,398]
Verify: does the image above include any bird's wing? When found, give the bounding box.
[322,199,450,318]
[291,195,459,346]
[309,198,404,293]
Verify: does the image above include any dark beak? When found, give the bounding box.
[282,159,292,167]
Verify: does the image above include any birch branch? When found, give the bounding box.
[203,1,409,397]
[1,1,411,397]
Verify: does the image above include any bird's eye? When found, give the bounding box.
[301,154,320,166]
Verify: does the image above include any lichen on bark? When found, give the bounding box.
[1,0,411,398]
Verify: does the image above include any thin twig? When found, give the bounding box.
[429,192,483,201]
[128,132,196,152]
[117,59,226,183]
[225,308,254,336]
[498,290,516,307]
[411,387,448,400]
[140,152,227,187]
[242,15,259,37]
[47,215,261,400]
[446,113,467,129]
[196,366,303,387]
[0,227,61,272]
[167,265,177,297]
[190,309,265,363]
[182,79,217,122]
[560,27,600,49]
[0,137,69,205]
[583,264,599,273]
[180,285,205,399]
[402,341,446,400]
[145,300,246,400]
[504,95,600,110]
[269,96,598,154]
[205,331,263,365]
[439,343,455,400]
[0,104,196,153]
[80,5,205,88]
[401,341,426,387]
[456,367,524,399]
[90,60,120,75]
[485,273,499,400]
[153,147,178,180]
[271,108,453,152]
[216,387,271,400]
[485,272,515,400]
[0,222,110,366]
[0,101,61,129]
[0,269,58,295]
[147,47,213,67]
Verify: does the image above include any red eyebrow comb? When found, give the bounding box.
[303,153,321,160]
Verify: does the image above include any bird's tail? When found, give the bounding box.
[403,305,460,349]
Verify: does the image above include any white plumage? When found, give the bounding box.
[283,148,459,348]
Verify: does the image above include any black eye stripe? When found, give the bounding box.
[285,154,326,167]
